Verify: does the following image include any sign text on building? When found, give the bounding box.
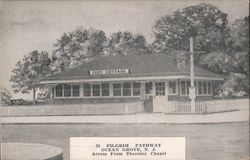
[89,69,130,76]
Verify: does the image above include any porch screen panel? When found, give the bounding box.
[123,82,131,96]
[203,81,207,94]
[181,81,186,95]
[195,81,198,94]
[55,84,63,97]
[92,84,101,96]
[113,83,122,96]
[101,83,109,96]
[83,84,91,97]
[64,84,71,97]
[198,81,203,95]
[133,82,141,96]
[72,84,80,97]
[208,81,212,94]
[187,81,190,95]
[146,82,153,94]
[155,82,165,96]
[169,81,177,94]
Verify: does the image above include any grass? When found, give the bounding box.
[2,122,249,160]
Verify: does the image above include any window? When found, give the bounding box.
[169,81,177,94]
[208,81,212,94]
[92,84,101,96]
[101,83,109,96]
[195,81,198,94]
[198,81,203,95]
[113,83,122,96]
[179,80,191,96]
[133,82,141,96]
[203,81,207,95]
[187,81,191,95]
[181,81,186,95]
[55,84,63,97]
[146,82,153,94]
[123,82,131,96]
[55,84,81,97]
[72,84,80,97]
[155,82,165,96]
[64,84,71,97]
[194,80,213,95]
[83,83,91,97]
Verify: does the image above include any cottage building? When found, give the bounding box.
[40,53,223,114]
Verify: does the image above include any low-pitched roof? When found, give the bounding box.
[41,53,223,83]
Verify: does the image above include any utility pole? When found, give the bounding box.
[189,37,196,113]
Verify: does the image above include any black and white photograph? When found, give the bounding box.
[0,0,249,160]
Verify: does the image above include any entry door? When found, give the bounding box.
[153,81,168,112]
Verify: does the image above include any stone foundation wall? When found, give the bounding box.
[205,99,249,113]
[2,101,144,116]
[52,97,141,104]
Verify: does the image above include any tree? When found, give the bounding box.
[199,51,232,74]
[228,16,249,53]
[51,27,107,72]
[153,3,229,54]
[51,28,152,72]
[104,31,151,55]
[10,50,52,104]
[200,16,249,94]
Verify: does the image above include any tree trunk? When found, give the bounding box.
[33,87,36,105]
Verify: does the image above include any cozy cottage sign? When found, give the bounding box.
[89,69,130,76]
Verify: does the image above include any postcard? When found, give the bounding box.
[0,0,249,160]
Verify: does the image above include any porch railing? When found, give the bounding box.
[166,100,207,115]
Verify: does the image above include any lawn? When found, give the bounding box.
[2,122,249,160]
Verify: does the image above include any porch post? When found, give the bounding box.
[110,83,113,97]
[46,85,54,104]
[0,91,2,105]
[80,83,83,97]
[152,81,156,96]
[164,80,169,114]
[140,81,146,99]
[50,87,54,100]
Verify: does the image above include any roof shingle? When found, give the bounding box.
[42,53,223,81]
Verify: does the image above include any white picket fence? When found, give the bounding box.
[166,100,207,115]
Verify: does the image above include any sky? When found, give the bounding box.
[0,0,249,99]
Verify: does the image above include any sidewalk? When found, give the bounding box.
[1,109,249,124]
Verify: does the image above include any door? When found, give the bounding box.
[144,82,153,112]
[153,81,168,112]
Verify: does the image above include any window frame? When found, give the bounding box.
[132,82,141,96]
[207,81,212,95]
[155,82,165,96]
[180,80,187,96]
[55,84,63,97]
[54,83,81,98]
[113,83,122,97]
[123,82,132,96]
[83,83,91,97]
[63,84,72,97]
[92,83,101,97]
[180,80,213,96]
[197,80,213,96]
[72,84,80,97]
[168,80,177,95]
[145,82,153,95]
[101,83,110,97]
